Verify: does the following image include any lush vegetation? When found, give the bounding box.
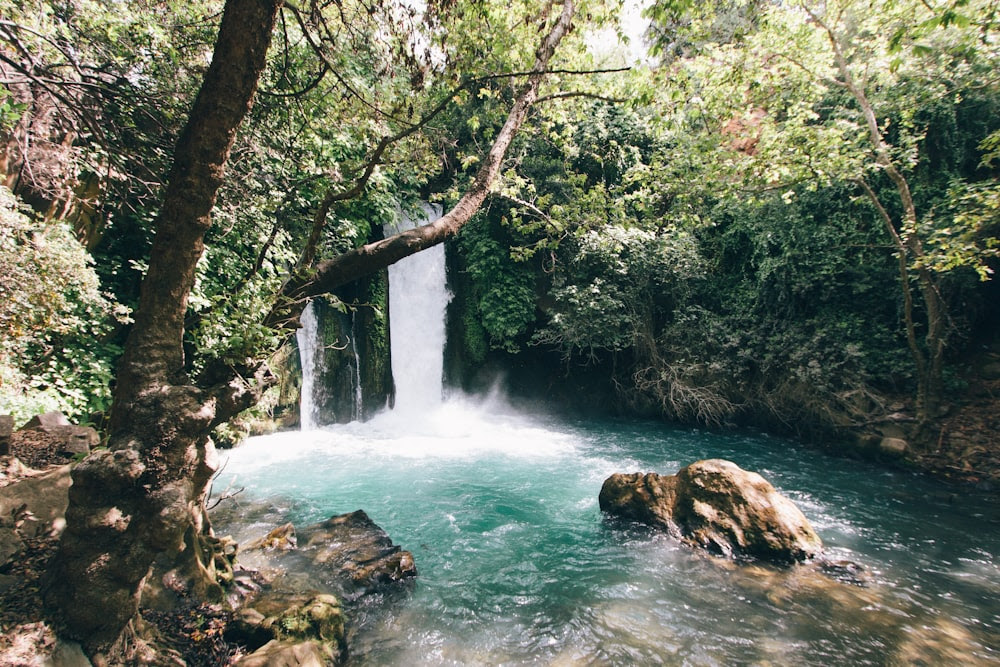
[1,0,996,437]
[0,0,997,657]
[451,0,1000,434]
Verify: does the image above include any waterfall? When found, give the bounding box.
[350,310,363,420]
[386,203,450,412]
[296,301,322,430]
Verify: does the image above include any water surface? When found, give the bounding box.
[211,398,1000,665]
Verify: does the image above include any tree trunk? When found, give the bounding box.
[42,0,282,656]
[818,11,947,427]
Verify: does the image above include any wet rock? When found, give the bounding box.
[230,591,345,664]
[297,510,417,597]
[817,559,871,587]
[879,437,909,458]
[245,522,297,551]
[599,459,822,563]
[236,639,328,667]
[894,617,989,665]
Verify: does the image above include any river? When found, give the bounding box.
[210,399,1000,665]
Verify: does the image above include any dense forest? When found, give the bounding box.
[1,0,999,662]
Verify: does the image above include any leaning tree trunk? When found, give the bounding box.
[42,0,282,657]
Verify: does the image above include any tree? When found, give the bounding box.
[645,0,1000,427]
[40,0,580,657]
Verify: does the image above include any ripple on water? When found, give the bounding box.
[211,406,1000,665]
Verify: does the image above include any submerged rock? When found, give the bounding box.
[230,591,346,664]
[599,459,822,563]
[244,522,297,551]
[878,437,909,458]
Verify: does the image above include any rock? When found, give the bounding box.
[879,437,909,457]
[245,522,297,551]
[599,459,822,563]
[0,415,13,456]
[49,425,99,456]
[16,412,99,459]
[0,464,72,539]
[297,510,417,597]
[236,639,328,667]
[20,411,71,430]
[230,591,346,664]
[894,617,984,665]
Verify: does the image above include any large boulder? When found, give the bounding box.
[599,459,822,563]
[296,510,417,598]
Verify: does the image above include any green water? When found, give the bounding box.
[211,399,1000,665]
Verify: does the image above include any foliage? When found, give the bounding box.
[455,215,538,352]
[538,224,703,355]
[0,186,126,422]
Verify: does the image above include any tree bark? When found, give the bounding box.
[43,0,282,656]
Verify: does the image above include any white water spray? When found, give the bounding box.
[386,203,451,412]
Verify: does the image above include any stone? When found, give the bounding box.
[231,591,346,664]
[879,437,909,457]
[49,425,99,456]
[0,415,13,456]
[599,459,823,563]
[0,464,72,539]
[16,412,99,458]
[236,639,328,667]
[20,411,71,430]
[297,510,417,598]
[245,522,297,551]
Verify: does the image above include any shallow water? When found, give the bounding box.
[211,397,1000,665]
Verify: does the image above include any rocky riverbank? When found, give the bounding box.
[0,412,418,666]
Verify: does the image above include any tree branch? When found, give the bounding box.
[268,0,578,327]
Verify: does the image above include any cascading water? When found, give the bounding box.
[385,202,450,412]
[216,209,1000,664]
[295,300,322,431]
[350,310,364,421]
